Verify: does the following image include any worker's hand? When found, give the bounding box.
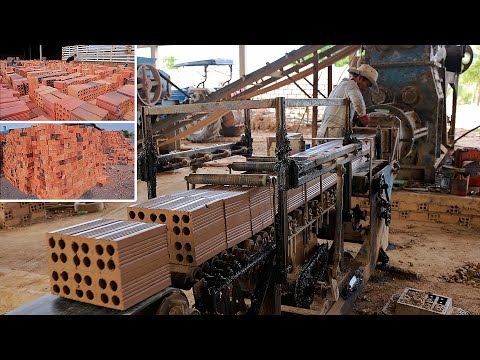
[359,114,370,126]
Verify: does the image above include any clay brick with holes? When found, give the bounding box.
[47,218,170,310]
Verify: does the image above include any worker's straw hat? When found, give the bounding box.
[348,64,379,93]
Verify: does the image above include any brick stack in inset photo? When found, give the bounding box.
[47,218,170,310]
[101,130,134,166]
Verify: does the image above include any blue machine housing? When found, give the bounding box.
[364,45,448,182]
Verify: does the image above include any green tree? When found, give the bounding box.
[122,130,130,138]
[162,56,177,69]
[458,45,480,105]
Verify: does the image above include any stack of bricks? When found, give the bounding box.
[46,219,170,310]
[117,85,135,112]
[55,97,86,120]
[96,92,131,120]
[53,75,99,94]
[67,82,103,101]
[31,124,104,199]
[3,127,35,193]
[0,86,30,120]
[2,124,133,199]
[0,202,46,229]
[101,131,134,166]
[40,91,72,119]
[70,103,108,121]
[40,73,79,87]
[0,132,6,169]
[127,187,273,268]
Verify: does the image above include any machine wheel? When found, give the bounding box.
[137,63,162,106]
[461,45,474,74]
[155,289,198,315]
[186,117,223,143]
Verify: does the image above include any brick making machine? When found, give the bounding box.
[9,96,397,315]
[9,45,478,315]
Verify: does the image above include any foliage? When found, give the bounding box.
[122,130,132,138]
[458,45,480,105]
[162,56,177,69]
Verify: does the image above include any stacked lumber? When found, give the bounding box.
[47,219,170,310]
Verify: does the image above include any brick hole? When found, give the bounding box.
[97,259,105,270]
[174,242,182,250]
[76,289,84,298]
[60,271,68,281]
[176,254,184,262]
[112,296,120,306]
[95,245,104,255]
[173,226,181,235]
[81,243,89,254]
[72,242,79,252]
[101,294,109,304]
[107,260,116,270]
[48,238,56,248]
[138,212,145,220]
[74,273,82,283]
[63,285,70,295]
[150,213,157,222]
[185,243,192,252]
[60,253,67,263]
[106,245,115,256]
[182,227,190,236]
[52,271,59,281]
[51,253,58,262]
[172,215,180,224]
[58,239,65,249]
[186,255,193,263]
[73,255,80,266]
[99,279,107,289]
[53,284,60,293]
[86,290,94,300]
[84,276,92,286]
[182,215,190,223]
[110,281,118,292]
[83,257,91,267]
[159,214,167,222]
[128,211,136,219]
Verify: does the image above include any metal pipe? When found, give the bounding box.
[333,163,345,278]
[228,162,275,172]
[312,50,319,139]
[185,173,272,186]
[275,97,289,273]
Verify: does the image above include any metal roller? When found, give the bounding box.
[228,162,275,172]
[185,173,272,186]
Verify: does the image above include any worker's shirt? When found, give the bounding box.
[317,78,366,138]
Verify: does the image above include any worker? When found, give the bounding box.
[66,53,77,63]
[317,63,379,139]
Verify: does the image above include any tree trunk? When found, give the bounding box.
[476,83,480,106]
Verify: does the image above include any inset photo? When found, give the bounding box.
[0,45,135,120]
[0,123,135,200]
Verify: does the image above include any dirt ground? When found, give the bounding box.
[78,164,135,200]
[0,122,479,315]
[0,164,134,200]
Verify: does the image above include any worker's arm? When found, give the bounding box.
[345,80,369,126]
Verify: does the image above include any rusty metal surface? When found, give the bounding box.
[144,99,276,116]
